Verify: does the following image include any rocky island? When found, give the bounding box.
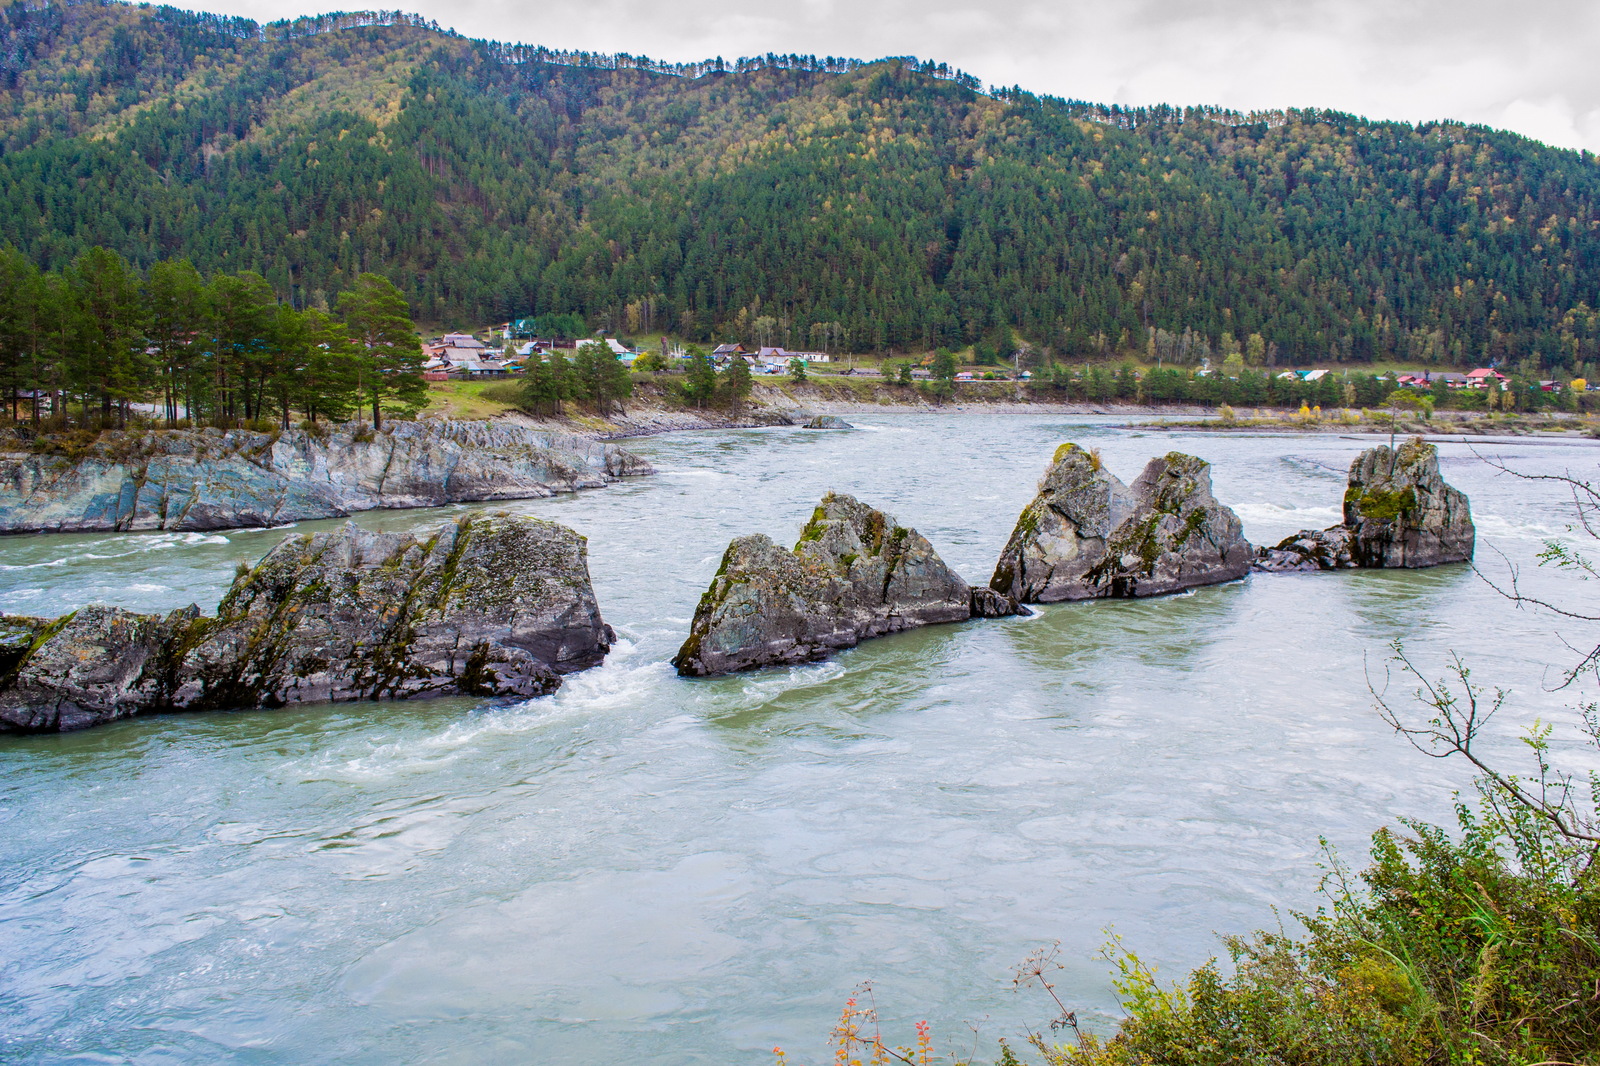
[0,512,613,733]
[990,444,1253,602]
[0,419,652,534]
[1254,438,1476,571]
[674,492,1025,677]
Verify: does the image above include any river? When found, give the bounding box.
[1,413,1595,1065]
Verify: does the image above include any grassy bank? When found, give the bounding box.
[1145,409,1600,438]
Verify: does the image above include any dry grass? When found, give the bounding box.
[421,380,520,420]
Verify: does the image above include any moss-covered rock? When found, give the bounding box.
[673,492,1025,677]
[1254,439,1474,571]
[1345,439,1475,567]
[991,446,1251,601]
[0,513,613,733]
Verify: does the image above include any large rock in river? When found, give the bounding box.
[673,492,1025,676]
[0,512,613,733]
[0,419,652,534]
[1254,439,1474,571]
[989,444,1252,602]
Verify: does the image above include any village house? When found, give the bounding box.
[1466,368,1508,388]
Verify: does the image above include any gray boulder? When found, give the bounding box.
[0,606,189,732]
[0,419,651,534]
[802,415,853,430]
[1254,439,1474,571]
[0,512,613,733]
[990,445,1252,602]
[1252,528,1356,572]
[674,492,1024,676]
[1344,438,1476,567]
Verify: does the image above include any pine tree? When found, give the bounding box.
[336,273,423,428]
[719,356,752,411]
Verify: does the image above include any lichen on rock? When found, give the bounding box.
[990,445,1251,602]
[673,492,1025,677]
[0,512,613,733]
[1254,438,1475,572]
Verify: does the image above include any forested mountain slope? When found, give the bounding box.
[5,0,1600,370]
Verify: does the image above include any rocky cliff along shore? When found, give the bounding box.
[674,492,1025,677]
[1255,439,1475,571]
[0,419,652,534]
[990,445,1253,602]
[0,512,613,733]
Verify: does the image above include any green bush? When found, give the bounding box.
[476,381,525,407]
[1039,797,1600,1066]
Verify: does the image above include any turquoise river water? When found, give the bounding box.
[1,413,1597,1064]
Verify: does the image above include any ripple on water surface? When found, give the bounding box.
[1,415,1597,1065]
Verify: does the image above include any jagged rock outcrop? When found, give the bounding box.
[0,419,652,534]
[0,512,613,733]
[673,492,1025,676]
[1254,438,1475,571]
[990,444,1252,602]
[802,415,853,430]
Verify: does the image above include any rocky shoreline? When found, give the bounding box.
[0,420,652,535]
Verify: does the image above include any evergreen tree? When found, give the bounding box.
[719,356,752,411]
[64,247,147,426]
[519,352,561,415]
[336,274,423,427]
[683,348,717,407]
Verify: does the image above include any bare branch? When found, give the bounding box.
[1371,641,1600,845]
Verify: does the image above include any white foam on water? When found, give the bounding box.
[1232,502,1343,527]
[541,656,674,716]
[297,654,675,782]
[0,558,68,571]
[1475,513,1576,543]
[729,659,847,702]
[3,531,235,571]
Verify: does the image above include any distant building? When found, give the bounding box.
[712,343,748,358]
[1466,368,1508,388]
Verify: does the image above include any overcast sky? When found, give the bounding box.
[180,0,1600,152]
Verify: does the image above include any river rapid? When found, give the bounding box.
[1,413,1597,1065]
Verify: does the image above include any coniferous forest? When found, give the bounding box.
[5,0,1600,371]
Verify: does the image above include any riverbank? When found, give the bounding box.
[430,379,1600,441]
[471,379,1216,439]
[1136,409,1600,439]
